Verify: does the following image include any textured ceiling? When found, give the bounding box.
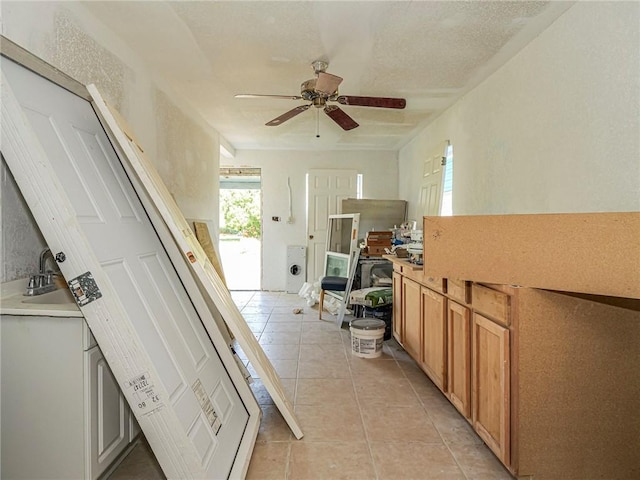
[82,1,572,152]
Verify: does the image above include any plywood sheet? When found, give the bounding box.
[193,221,227,287]
[90,85,303,439]
[423,213,640,299]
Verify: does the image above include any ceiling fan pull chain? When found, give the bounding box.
[316,109,320,138]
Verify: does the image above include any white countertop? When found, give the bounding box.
[1,278,82,317]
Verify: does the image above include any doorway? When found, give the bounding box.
[219,168,261,290]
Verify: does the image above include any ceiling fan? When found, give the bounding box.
[235,60,406,133]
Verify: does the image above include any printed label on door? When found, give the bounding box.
[125,372,164,416]
[192,379,222,435]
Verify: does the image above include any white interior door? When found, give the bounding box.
[419,147,446,216]
[306,169,357,282]
[2,58,250,478]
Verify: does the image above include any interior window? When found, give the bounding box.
[440,144,453,216]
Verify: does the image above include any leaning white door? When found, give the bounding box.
[306,169,357,282]
[2,59,249,478]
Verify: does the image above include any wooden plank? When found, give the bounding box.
[193,221,227,287]
[89,85,304,439]
[423,213,640,299]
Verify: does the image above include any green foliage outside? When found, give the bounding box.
[220,189,261,238]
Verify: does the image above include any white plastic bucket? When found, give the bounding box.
[350,318,386,358]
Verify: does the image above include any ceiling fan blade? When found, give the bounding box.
[265,104,311,126]
[335,95,406,109]
[236,94,303,100]
[315,72,343,95]
[324,105,359,131]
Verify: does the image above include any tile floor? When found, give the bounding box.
[109,291,513,480]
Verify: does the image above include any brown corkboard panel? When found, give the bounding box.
[423,213,640,299]
[516,288,640,478]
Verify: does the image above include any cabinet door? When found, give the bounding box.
[86,347,130,480]
[447,301,471,418]
[421,287,447,391]
[392,271,403,343]
[472,313,510,465]
[401,276,422,360]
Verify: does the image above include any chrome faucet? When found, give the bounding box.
[25,248,58,296]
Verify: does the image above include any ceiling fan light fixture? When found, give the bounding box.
[240,60,405,132]
[315,72,343,96]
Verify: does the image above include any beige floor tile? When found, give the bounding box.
[263,322,303,333]
[301,329,344,344]
[245,442,290,480]
[271,305,306,314]
[297,357,351,379]
[242,313,271,323]
[242,305,274,314]
[107,440,164,480]
[370,442,465,480]
[354,377,421,407]
[259,331,301,345]
[298,343,347,362]
[269,313,306,322]
[302,321,344,333]
[294,403,365,442]
[361,404,442,443]
[289,442,376,480]
[295,378,356,405]
[257,405,292,442]
[250,378,296,405]
[269,358,299,379]
[246,322,266,333]
[349,356,406,379]
[261,343,300,360]
[428,404,482,446]
[447,443,514,479]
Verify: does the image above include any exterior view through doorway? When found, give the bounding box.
[219,168,262,290]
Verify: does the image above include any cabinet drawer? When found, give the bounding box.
[423,274,446,293]
[448,279,470,304]
[471,284,510,326]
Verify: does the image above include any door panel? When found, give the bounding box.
[306,169,357,281]
[419,146,446,216]
[421,287,446,392]
[3,58,248,478]
[447,301,471,418]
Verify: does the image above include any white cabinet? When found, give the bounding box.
[1,315,138,479]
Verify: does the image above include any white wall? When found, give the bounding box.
[226,149,398,290]
[400,2,640,219]
[0,2,221,281]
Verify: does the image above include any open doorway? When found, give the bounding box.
[219,168,261,290]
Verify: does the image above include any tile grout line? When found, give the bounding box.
[342,319,382,480]
[396,354,473,480]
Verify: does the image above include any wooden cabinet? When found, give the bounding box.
[401,276,422,360]
[392,271,403,343]
[446,300,471,418]
[472,313,510,465]
[420,286,447,392]
[1,315,137,479]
